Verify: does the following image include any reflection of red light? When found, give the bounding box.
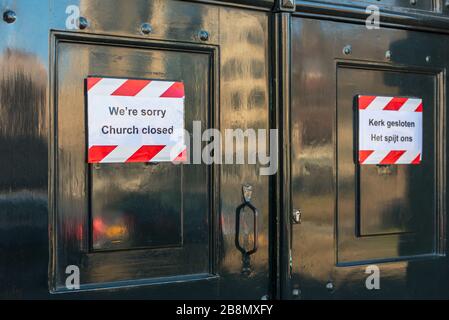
[93,217,129,242]
[76,224,83,241]
[93,218,106,233]
[93,218,106,242]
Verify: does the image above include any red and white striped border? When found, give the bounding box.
[87,77,186,163]
[358,95,422,165]
[88,144,187,163]
[87,77,185,98]
[359,150,421,165]
[358,95,422,112]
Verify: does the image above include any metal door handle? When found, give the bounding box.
[235,201,259,256]
[235,185,259,256]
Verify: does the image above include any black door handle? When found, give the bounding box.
[235,200,259,256]
[235,185,259,275]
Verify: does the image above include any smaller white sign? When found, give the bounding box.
[86,77,186,163]
[358,95,422,165]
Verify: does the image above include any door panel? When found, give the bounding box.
[53,38,214,289]
[290,17,449,299]
[216,8,271,299]
[47,1,271,299]
[337,66,436,263]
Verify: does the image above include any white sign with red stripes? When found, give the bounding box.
[358,95,422,165]
[87,77,186,163]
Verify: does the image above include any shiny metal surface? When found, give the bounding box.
[0,0,49,299]
[337,66,435,262]
[55,42,210,255]
[341,68,434,236]
[235,185,259,257]
[195,0,274,9]
[295,1,449,34]
[0,0,270,299]
[304,0,434,12]
[2,0,449,299]
[273,12,293,299]
[53,34,215,293]
[51,0,220,44]
[218,7,270,299]
[291,209,301,224]
[3,10,16,23]
[276,0,296,11]
[290,17,449,299]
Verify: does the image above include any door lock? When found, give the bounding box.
[292,209,302,224]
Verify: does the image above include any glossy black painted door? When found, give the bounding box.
[289,17,449,299]
[0,0,271,299]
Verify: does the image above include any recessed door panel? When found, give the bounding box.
[53,39,213,288]
[337,66,436,263]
